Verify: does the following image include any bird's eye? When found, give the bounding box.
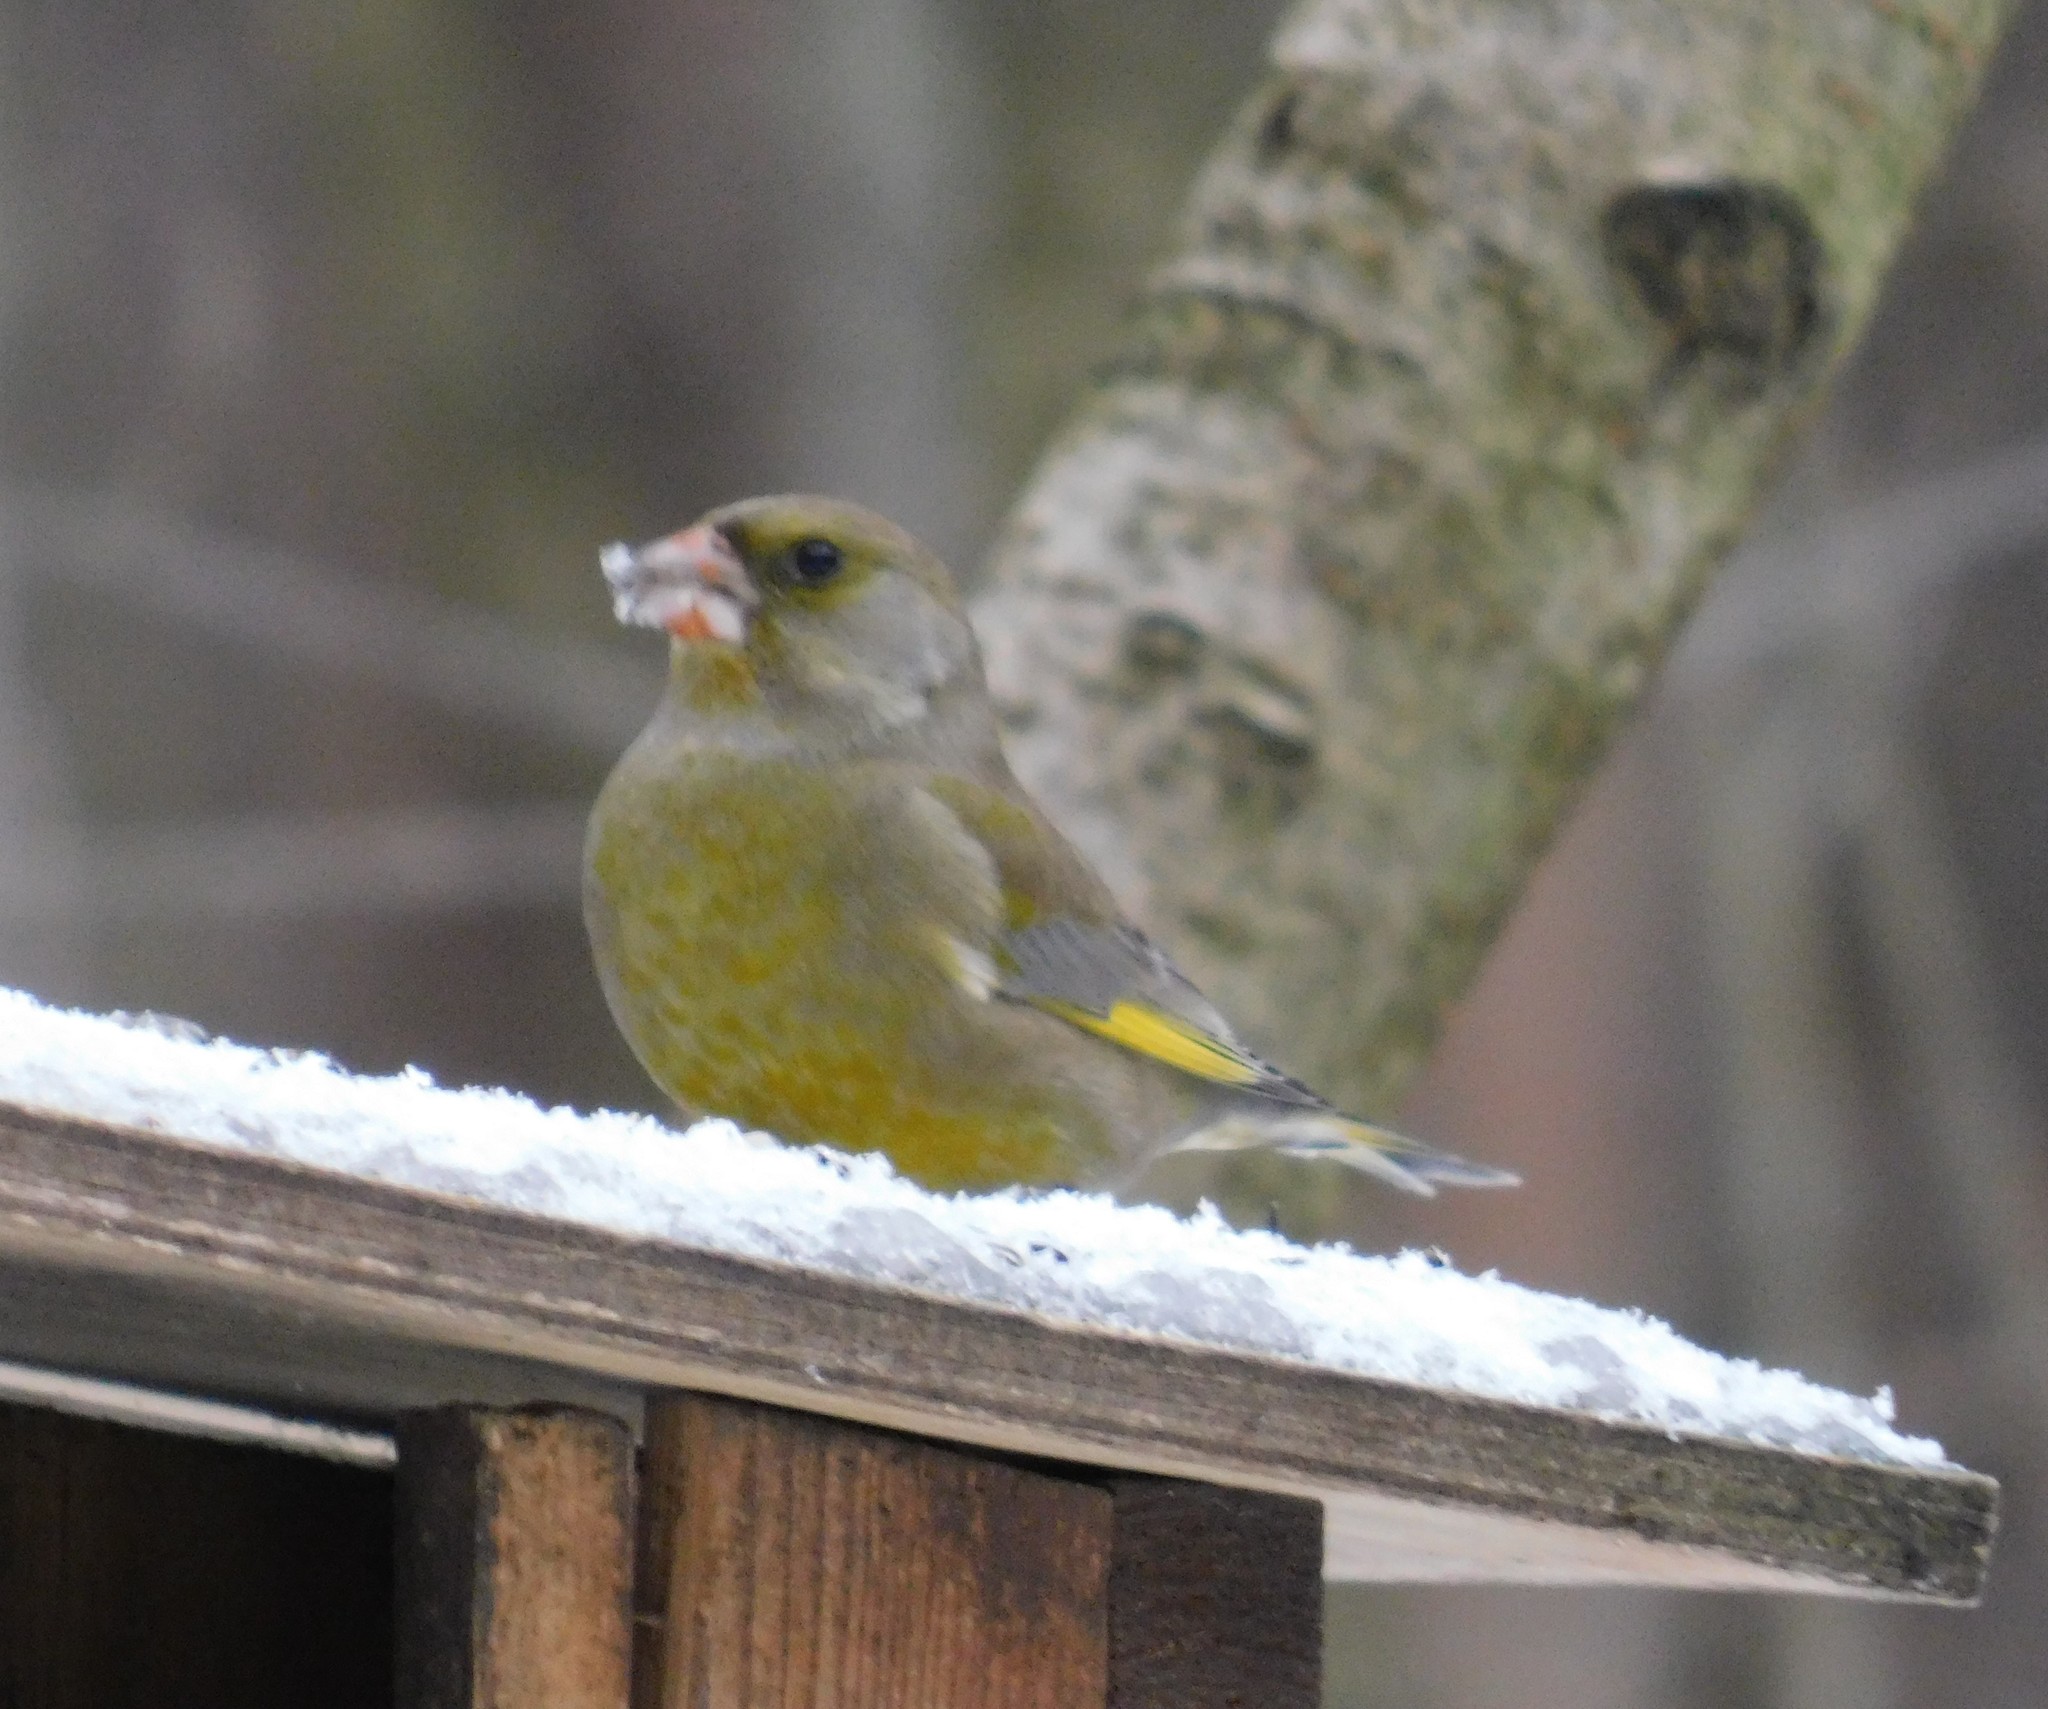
[788,537,845,586]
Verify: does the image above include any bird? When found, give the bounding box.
[583,494,1517,1199]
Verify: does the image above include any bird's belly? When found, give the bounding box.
[586,770,1085,1191]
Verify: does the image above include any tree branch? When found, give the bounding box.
[974,0,2015,1111]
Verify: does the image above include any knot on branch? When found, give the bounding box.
[1197,671,1319,824]
[1114,610,1321,825]
[1121,609,1208,677]
[1602,180,1823,381]
[1254,88,1301,166]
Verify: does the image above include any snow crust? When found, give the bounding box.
[0,985,1945,1468]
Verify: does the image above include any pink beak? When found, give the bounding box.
[600,524,758,644]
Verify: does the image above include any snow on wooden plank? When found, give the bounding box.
[0,1096,1995,1600]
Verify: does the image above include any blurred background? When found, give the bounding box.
[0,2,2041,1704]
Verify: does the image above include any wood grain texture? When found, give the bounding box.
[395,1406,633,1709]
[0,1251,644,1427]
[0,1099,1999,1601]
[637,1392,1110,1708]
[1106,1478,1321,1709]
[0,1399,392,1709]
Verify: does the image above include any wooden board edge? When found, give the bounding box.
[0,1098,1997,1603]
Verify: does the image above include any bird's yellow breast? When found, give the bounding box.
[584,751,1086,1190]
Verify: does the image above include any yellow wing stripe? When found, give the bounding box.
[1035,999,1266,1087]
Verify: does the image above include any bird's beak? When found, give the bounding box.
[600,525,759,645]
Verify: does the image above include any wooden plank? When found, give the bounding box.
[1105,1478,1322,1709]
[395,1406,633,1709]
[0,1250,643,1425]
[635,1392,1109,1708]
[0,1398,392,1709]
[0,1099,1999,1601]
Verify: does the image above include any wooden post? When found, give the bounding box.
[395,1404,634,1709]
[1105,1478,1323,1709]
[637,1392,1112,1708]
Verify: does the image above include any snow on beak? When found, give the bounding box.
[600,524,759,645]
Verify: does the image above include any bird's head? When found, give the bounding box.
[601,494,978,731]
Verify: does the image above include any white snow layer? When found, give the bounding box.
[0,985,1944,1468]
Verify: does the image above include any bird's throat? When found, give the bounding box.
[671,643,761,712]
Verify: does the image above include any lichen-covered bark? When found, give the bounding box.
[974,0,2012,1115]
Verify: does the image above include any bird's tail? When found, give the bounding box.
[1166,1111,1520,1198]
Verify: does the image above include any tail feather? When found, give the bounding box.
[1165,1112,1520,1198]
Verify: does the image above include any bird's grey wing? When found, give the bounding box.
[914,771,1357,1115]
[995,918,1327,1109]
[927,797,1518,1194]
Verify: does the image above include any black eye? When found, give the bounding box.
[789,537,844,586]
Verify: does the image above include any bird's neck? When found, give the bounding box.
[656,645,998,767]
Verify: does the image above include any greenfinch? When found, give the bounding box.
[583,495,1516,1198]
